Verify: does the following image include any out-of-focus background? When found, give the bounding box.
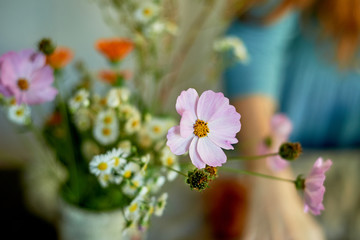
[1,0,360,240]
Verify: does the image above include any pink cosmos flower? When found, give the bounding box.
[304,157,332,215]
[259,114,293,171]
[166,88,241,169]
[0,49,57,104]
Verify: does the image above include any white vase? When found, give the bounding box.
[58,199,129,240]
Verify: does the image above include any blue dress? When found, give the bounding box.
[224,9,360,148]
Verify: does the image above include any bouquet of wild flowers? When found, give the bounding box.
[0,0,333,237]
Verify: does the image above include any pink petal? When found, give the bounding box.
[197,137,227,167]
[175,88,199,117]
[189,137,206,169]
[166,126,193,155]
[267,155,289,171]
[29,66,54,89]
[271,114,293,139]
[23,86,58,105]
[0,57,18,87]
[207,131,237,150]
[197,90,229,122]
[180,110,196,138]
[208,106,241,139]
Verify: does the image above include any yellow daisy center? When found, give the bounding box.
[74,95,83,102]
[102,127,111,136]
[124,170,132,178]
[129,203,138,213]
[17,78,29,91]
[166,157,174,166]
[193,119,209,138]
[103,116,113,124]
[98,162,108,171]
[153,126,161,134]
[16,109,24,116]
[114,157,120,166]
[132,119,139,128]
[143,8,152,16]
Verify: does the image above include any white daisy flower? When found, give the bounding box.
[147,176,166,194]
[68,89,90,112]
[96,109,117,126]
[155,192,168,216]
[122,162,141,179]
[74,108,91,131]
[106,88,131,108]
[7,104,31,125]
[106,148,128,169]
[81,140,100,161]
[145,117,171,140]
[93,110,119,145]
[118,140,132,155]
[213,36,249,63]
[146,20,166,36]
[98,173,111,187]
[160,147,178,167]
[119,104,140,120]
[93,124,119,145]
[89,154,114,176]
[123,173,144,196]
[125,116,142,134]
[124,200,142,222]
[137,130,153,149]
[135,2,159,23]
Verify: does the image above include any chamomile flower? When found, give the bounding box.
[125,116,142,134]
[146,117,170,140]
[89,154,114,176]
[147,176,166,194]
[68,89,89,112]
[106,88,130,108]
[155,192,168,216]
[96,109,117,126]
[122,162,141,179]
[119,104,140,120]
[7,104,31,125]
[98,173,111,187]
[93,123,119,145]
[118,140,132,155]
[161,147,180,181]
[213,36,249,63]
[124,199,142,222]
[74,108,91,131]
[135,2,159,23]
[81,140,100,161]
[123,173,144,196]
[106,148,127,169]
[137,130,153,149]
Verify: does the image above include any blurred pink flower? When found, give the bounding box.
[259,113,293,171]
[0,49,57,104]
[166,88,241,169]
[304,157,332,215]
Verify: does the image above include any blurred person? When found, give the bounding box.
[208,0,360,239]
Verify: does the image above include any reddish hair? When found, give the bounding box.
[234,0,360,67]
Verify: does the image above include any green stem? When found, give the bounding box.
[166,166,187,177]
[54,72,80,204]
[228,152,279,161]
[221,167,295,183]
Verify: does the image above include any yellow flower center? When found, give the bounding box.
[133,181,139,188]
[17,78,29,91]
[114,157,120,166]
[129,203,138,213]
[98,162,108,171]
[193,119,209,138]
[74,95,83,102]
[143,8,152,16]
[153,126,161,134]
[102,127,111,136]
[103,116,113,124]
[124,170,132,178]
[166,157,174,166]
[16,109,24,116]
[132,120,139,128]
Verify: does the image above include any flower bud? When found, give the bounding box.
[294,174,305,190]
[186,169,211,192]
[204,165,218,180]
[279,142,302,161]
[38,38,56,55]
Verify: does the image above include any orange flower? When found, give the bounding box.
[98,69,132,85]
[95,38,134,62]
[47,47,74,69]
